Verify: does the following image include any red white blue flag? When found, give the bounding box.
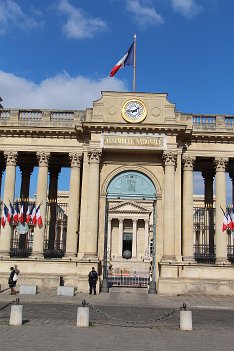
[110,42,134,77]
[36,205,43,227]
[1,204,8,228]
[7,201,14,223]
[31,204,37,225]
[19,204,24,223]
[13,201,19,222]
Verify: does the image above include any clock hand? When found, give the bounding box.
[126,107,139,114]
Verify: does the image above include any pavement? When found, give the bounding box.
[1,286,234,351]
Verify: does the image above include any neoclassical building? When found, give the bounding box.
[0,91,234,295]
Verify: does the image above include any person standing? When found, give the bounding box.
[8,266,18,295]
[88,267,98,295]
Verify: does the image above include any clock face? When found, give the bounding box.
[122,99,147,123]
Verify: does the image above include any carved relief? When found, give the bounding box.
[36,151,50,167]
[88,149,102,164]
[127,174,136,192]
[4,151,17,166]
[214,158,228,172]
[162,151,177,167]
[182,156,195,171]
[69,153,82,167]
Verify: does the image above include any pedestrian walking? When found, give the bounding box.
[8,266,18,295]
[88,267,98,295]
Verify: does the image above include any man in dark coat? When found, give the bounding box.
[8,267,17,295]
[88,267,98,295]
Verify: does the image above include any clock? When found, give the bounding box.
[122,99,147,123]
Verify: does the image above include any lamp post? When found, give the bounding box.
[148,199,156,294]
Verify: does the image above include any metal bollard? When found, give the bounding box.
[77,300,89,327]
[10,298,23,326]
[180,303,192,331]
[59,275,64,286]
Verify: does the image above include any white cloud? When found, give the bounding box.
[170,0,202,18]
[126,0,164,27]
[0,0,41,35]
[58,0,107,39]
[0,71,127,109]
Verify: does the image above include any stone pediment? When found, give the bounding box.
[109,201,149,214]
[88,91,177,125]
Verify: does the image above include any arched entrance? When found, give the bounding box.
[103,171,156,289]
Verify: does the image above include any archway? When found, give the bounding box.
[103,170,157,289]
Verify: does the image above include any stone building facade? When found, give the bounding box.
[0,91,234,295]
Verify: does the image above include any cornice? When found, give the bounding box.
[0,125,81,139]
[81,121,191,136]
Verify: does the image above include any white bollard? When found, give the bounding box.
[180,310,192,331]
[77,307,89,327]
[10,304,23,326]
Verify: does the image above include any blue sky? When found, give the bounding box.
[0,0,233,200]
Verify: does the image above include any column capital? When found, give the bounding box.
[214,158,228,172]
[182,156,195,171]
[69,152,82,167]
[37,151,50,166]
[162,151,177,168]
[88,149,102,164]
[4,151,17,166]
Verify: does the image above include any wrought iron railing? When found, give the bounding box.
[227,245,234,263]
[43,240,66,258]
[10,236,33,258]
[194,244,216,263]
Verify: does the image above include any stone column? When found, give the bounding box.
[48,165,61,249]
[132,219,137,258]
[0,151,17,256]
[202,170,215,254]
[32,152,49,257]
[84,149,101,258]
[162,151,177,261]
[119,219,123,257]
[182,156,195,261]
[65,153,82,256]
[107,218,112,259]
[214,158,229,263]
[144,219,149,255]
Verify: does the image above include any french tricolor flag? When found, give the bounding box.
[13,202,19,222]
[110,42,134,77]
[7,201,14,223]
[1,204,8,228]
[36,205,43,227]
[19,204,24,223]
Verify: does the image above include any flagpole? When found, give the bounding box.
[133,33,136,92]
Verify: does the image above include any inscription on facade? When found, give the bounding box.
[101,134,166,149]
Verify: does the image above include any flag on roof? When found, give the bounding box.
[110,42,134,77]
